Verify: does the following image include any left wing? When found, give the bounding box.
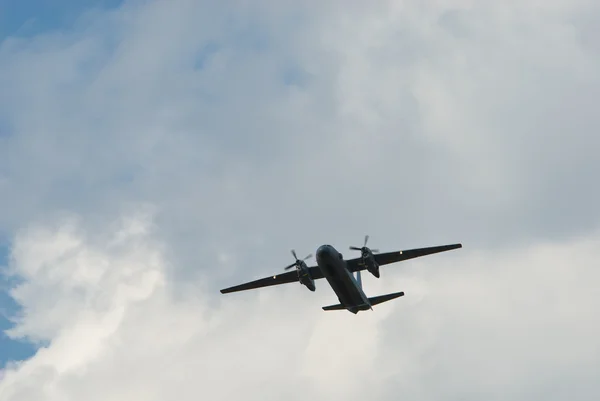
[347,243,462,272]
[220,265,325,294]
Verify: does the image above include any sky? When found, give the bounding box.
[0,0,123,39]
[1,238,37,366]
[0,0,124,367]
[0,0,599,400]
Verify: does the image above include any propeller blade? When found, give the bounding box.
[285,249,311,271]
[351,235,378,254]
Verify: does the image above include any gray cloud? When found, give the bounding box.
[0,0,599,400]
[2,212,598,401]
[1,1,598,253]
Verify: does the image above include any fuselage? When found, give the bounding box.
[315,244,371,314]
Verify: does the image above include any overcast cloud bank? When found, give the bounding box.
[1,0,599,400]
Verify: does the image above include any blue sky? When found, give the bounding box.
[0,240,34,367]
[0,0,122,40]
[0,0,122,369]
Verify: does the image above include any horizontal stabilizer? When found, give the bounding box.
[321,291,405,312]
[368,291,404,306]
[322,303,347,311]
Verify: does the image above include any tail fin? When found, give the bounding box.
[356,270,362,289]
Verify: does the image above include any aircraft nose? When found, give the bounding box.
[316,245,331,261]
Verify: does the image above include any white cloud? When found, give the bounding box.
[1,0,600,399]
[0,212,378,400]
[1,210,599,400]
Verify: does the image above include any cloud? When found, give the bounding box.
[0,0,598,253]
[1,208,599,400]
[0,211,378,400]
[0,0,599,399]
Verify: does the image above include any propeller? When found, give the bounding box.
[284,249,313,270]
[349,235,379,254]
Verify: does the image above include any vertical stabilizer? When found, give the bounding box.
[356,270,362,289]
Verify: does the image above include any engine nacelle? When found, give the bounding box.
[361,252,380,278]
[285,250,316,291]
[350,236,382,278]
[366,262,380,278]
[297,265,316,291]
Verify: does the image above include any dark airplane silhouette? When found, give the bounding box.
[220,236,462,314]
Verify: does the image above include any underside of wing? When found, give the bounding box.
[347,243,462,272]
[220,265,324,294]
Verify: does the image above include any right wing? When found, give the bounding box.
[220,266,325,294]
[373,243,462,266]
[347,243,462,272]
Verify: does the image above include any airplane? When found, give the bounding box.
[220,235,462,314]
